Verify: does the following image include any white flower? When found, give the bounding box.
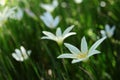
[100,1,106,7]
[74,0,83,4]
[100,24,115,38]
[40,11,60,29]
[40,0,58,12]
[57,36,106,63]
[10,7,23,20]
[0,0,6,6]
[0,7,16,26]
[12,46,31,62]
[41,25,76,45]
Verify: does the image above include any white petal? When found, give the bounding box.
[15,49,21,56]
[64,43,81,54]
[15,8,23,20]
[20,46,26,55]
[40,4,54,12]
[52,0,58,7]
[72,58,87,63]
[109,26,115,37]
[74,0,83,4]
[111,26,115,32]
[53,16,60,27]
[27,50,31,55]
[88,50,100,57]
[100,30,106,37]
[42,31,56,39]
[81,37,88,53]
[56,27,62,37]
[63,32,76,40]
[44,12,53,22]
[12,53,21,61]
[20,46,28,59]
[57,53,76,58]
[41,36,55,41]
[40,15,51,27]
[6,7,16,18]
[89,37,106,54]
[63,25,74,36]
[12,52,23,61]
[40,12,56,28]
[105,24,110,33]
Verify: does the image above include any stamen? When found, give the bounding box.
[76,53,87,58]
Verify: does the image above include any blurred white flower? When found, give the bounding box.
[0,7,16,26]
[40,0,58,12]
[100,24,115,38]
[61,2,67,8]
[74,0,83,4]
[12,46,31,62]
[100,1,106,7]
[41,25,76,45]
[57,36,106,63]
[0,0,6,6]
[48,69,52,77]
[25,8,37,20]
[40,11,60,29]
[10,7,23,20]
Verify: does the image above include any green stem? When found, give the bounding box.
[43,42,63,80]
[59,44,70,80]
[79,66,94,80]
[30,59,41,80]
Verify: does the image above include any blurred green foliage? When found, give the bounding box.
[0,0,120,80]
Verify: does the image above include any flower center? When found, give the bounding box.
[106,32,112,38]
[76,53,87,58]
[56,37,63,45]
[21,53,28,59]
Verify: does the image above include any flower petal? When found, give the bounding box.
[64,43,81,54]
[100,30,106,37]
[12,53,22,61]
[63,32,76,40]
[20,46,28,59]
[88,50,100,57]
[27,50,32,55]
[81,36,88,53]
[53,16,60,27]
[12,51,23,61]
[109,26,115,37]
[42,31,56,39]
[105,24,110,33]
[40,15,50,27]
[63,25,74,36]
[57,53,76,58]
[52,0,58,7]
[111,26,115,32]
[72,58,87,63]
[40,12,56,28]
[41,36,55,41]
[20,46,26,55]
[89,37,106,54]
[56,27,62,37]
[40,4,54,12]
[43,12,54,24]
[15,49,21,56]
